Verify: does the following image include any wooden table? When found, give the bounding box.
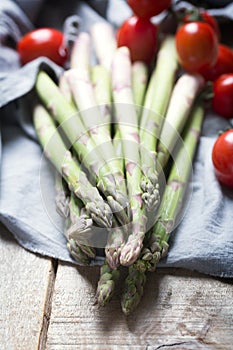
[1,223,232,350]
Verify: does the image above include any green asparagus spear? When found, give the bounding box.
[55,171,70,218]
[121,265,146,316]
[131,61,148,108]
[35,71,128,226]
[54,164,94,264]
[66,33,129,223]
[59,73,76,109]
[90,62,127,269]
[91,64,112,134]
[73,30,130,268]
[96,260,120,307]
[90,22,117,71]
[157,73,205,170]
[67,238,92,265]
[105,60,148,268]
[70,31,91,71]
[66,193,96,259]
[148,103,204,271]
[33,103,112,228]
[111,47,147,266]
[121,103,205,315]
[105,132,126,269]
[139,36,178,210]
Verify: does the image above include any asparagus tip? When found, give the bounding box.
[96,262,120,307]
[67,239,90,265]
[121,266,147,315]
[105,247,121,270]
[140,177,160,212]
[86,201,113,228]
[120,239,143,266]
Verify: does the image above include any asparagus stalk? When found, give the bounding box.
[121,265,146,316]
[139,36,178,210]
[53,114,94,263]
[111,47,148,266]
[105,130,126,269]
[90,22,117,71]
[131,61,148,107]
[55,170,70,218]
[121,103,204,314]
[35,72,128,226]
[104,60,148,269]
[67,238,91,265]
[97,130,124,305]
[66,193,96,259]
[77,31,131,268]
[90,62,127,269]
[91,64,112,134]
[95,259,120,306]
[157,73,205,170]
[97,223,124,306]
[33,103,112,228]
[109,61,148,200]
[70,31,91,71]
[147,103,205,271]
[59,73,76,109]
[68,32,111,134]
[66,33,129,224]
[140,36,178,131]
[96,83,128,302]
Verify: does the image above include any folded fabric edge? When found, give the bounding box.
[0,213,104,267]
[0,58,63,108]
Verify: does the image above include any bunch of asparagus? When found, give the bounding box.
[33,22,205,314]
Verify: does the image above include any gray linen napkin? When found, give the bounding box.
[0,0,232,277]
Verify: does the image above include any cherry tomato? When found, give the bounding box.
[175,22,218,73]
[117,16,158,64]
[127,0,172,18]
[184,10,220,41]
[212,74,233,119]
[199,44,233,82]
[17,28,68,66]
[212,129,233,188]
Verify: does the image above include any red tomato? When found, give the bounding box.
[175,22,218,73]
[17,28,68,66]
[212,74,233,119]
[212,129,233,188]
[184,10,220,41]
[117,16,158,64]
[127,0,172,18]
[199,44,233,82]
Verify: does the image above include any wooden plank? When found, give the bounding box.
[0,224,55,350]
[46,263,233,350]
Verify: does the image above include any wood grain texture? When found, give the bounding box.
[0,224,55,350]
[46,263,233,350]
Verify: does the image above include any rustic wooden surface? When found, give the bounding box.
[0,223,232,350]
[0,224,55,350]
